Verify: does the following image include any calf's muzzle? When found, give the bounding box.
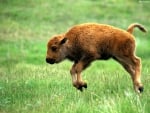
[46,58,55,64]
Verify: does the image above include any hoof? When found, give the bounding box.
[77,86,83,92]
[134,83,144,93]
[77,83,87,92]
[73,82,87,92]
[83,82,87,88]
[138,86,144,93]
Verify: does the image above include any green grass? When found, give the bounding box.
[0,0,150,113]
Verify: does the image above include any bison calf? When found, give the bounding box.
[46,23,146,93]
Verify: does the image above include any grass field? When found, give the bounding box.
[0,0,150,113]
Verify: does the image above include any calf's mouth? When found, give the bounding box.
[46,58,55,64]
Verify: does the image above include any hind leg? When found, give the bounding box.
[114,55,143,93]
[131,56,143,92]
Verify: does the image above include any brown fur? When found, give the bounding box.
[46,23,146,93]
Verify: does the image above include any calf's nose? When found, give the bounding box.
[46,58,55,64]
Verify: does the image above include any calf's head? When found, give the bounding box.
[46,34,68,64]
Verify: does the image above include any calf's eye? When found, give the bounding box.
[51,46,57,52]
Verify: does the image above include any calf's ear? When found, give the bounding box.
[60,38,68,45]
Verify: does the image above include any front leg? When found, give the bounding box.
[70,63,77,87]
[76,72,87,91]
[70,59,92,91]
[70,62,87,91]
[75,61,87,91]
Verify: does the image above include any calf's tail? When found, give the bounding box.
[127,23,147,34]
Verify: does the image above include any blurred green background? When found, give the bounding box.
[0,0,150,113]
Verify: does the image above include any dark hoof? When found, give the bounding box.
[138,86,144,93]
[83,83,87,88]
[77,86,83,92]
[77,83,87,92]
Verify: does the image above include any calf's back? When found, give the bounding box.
[65,23,135,61]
